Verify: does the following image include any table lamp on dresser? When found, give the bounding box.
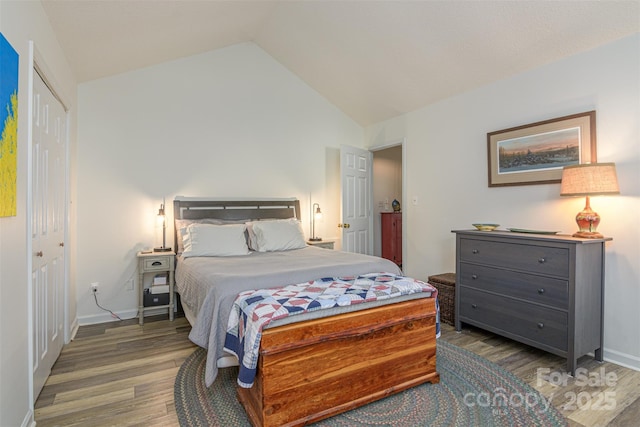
[560,162,620,238]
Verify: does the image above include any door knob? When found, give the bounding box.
[338,223,351,229]
[36,251,43,257]
[59,242,64,247]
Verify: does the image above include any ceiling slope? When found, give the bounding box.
[42,0,640,125]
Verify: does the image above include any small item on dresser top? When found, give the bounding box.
[472,223,499,231]
[507,228,560,235]
[392,199,401,212]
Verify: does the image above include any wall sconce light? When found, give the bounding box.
[154,198,172,252]
[309,203,323,241]
[560,162,619,238]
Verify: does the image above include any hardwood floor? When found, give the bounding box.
[35,316,640,426]
[34,315,197,427]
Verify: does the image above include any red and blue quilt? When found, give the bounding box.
[224,272,439,388]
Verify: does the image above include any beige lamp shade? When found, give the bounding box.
[560,163,620,196]
[560,163,619,238]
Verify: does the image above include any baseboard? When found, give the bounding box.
[77,309,138,326]
[21,409,35,427]
[69,317,80,341]
[604,348,640,372]
[77,307,171,326]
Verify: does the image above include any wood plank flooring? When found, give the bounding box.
[35,315,640,426]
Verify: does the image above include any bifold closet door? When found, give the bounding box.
[31,69,66,400]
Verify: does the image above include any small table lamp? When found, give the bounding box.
[154,198,172,252]
[309,203,323,241]
[560,162,619,238]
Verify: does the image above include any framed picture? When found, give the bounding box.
[487,111,596,187]
[0,32,19,217]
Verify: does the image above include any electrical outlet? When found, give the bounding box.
[91,282,99,293]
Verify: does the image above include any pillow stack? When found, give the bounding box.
[177,217,307,258]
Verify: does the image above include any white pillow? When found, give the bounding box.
[182,223,250,258]
[247,218,306,252]
[175,218,246,254]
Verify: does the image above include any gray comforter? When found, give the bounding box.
[175,245,402,386]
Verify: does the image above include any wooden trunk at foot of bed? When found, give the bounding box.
[236,297,440,427]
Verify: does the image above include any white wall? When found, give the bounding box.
[366,34,640,370]
[76,42,363,323]
[0,1,77,426]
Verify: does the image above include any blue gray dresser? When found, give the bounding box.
[453,230,610,374]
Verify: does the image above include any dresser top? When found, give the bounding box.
[452,229,612,244]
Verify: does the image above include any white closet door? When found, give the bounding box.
[31,70,66,399]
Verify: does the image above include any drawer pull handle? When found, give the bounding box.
[471,274,478,280]
[472,249,479,254]
[471,304,478,309]
[152,261,162,266]
[537,322,544,329]
[538,257,546,263]
[537,288,545,294]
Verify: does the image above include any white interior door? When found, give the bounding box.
[340,145,373,254]
[31,70,66,399]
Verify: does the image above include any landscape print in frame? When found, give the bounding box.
[0,32,19,217]
[487,111,596,187]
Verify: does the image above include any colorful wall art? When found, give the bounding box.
[0,32,19,217]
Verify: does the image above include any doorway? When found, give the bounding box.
[372,143,403,259]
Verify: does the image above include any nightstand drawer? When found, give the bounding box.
[459,288,568,351]
[459,238,569,277]
[143,257,171,271]
[458,263,568,309]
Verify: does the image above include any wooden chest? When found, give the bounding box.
[237,297,439,427]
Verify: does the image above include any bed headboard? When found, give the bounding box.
[173,198,301,249]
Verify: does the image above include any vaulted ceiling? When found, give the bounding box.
[42,0,639,126]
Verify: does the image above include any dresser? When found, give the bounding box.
[453,230,610,374]
[381,212,402,266]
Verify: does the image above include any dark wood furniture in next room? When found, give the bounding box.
[381,212,402,266]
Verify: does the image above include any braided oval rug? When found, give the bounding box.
[174,340,568,426]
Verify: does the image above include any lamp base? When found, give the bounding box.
[308,237,322,242]
[572,231,604,239]
[153,247,172,252]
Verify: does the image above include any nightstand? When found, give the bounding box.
[307,240,335,250]
[136,251,175,325]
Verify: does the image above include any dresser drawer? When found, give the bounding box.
[143,257,171,271]
[458,263,568,309]
[459,288,568,351]
[459,238,569,277]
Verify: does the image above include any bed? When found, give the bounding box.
[173,197,439,427]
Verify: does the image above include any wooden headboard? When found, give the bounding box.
[173,197,301,249]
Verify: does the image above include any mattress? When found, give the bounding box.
[175,245,404,386]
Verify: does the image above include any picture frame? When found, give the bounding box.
[0,32,19,217]
[487,111,597,187]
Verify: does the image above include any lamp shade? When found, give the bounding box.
[560,163,620,197]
